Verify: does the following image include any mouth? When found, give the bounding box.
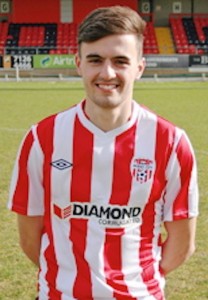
[96,83,119,91]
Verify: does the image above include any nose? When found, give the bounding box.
[99,61,116,79]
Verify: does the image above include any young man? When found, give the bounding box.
[8,6,198,300]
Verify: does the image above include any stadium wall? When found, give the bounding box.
[10,0,60,23]
[1,0,208,25]
[73,0,138,23]
[139,0,208,25]
[3,0,138,24]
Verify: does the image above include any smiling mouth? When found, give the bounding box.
[96,84,119,90]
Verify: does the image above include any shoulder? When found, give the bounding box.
[138,103,180,137]
[30,104,78,151]
[36,104,77,134]
[138,103,191,154]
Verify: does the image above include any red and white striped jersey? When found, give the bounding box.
[8,100,199,300]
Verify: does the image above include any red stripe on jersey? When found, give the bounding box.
[12,131,34,214]
[70,115,93,299]
[139,118,175,300]
[105,228,137,300]
[37,115,62,300]
[104,125,137,299]
[173,134,193,220]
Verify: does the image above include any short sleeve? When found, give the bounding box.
[8,125,44,216]
[163,130,199,222]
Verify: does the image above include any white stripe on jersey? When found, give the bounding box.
[121,108,160,297]
[163,149,181,221]
[188,161,199,217]
[182,132,199,217]
[86,134,115,298]
[28,125,44,215]
[39,233,50,299]
[50,109,78,295]
[8,146,21,210]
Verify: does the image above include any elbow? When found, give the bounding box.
[19,236,31,255]
[186,242,196,260]
[179,241,196,265]
[161,240,196,275]
[19,233,37,258]
[19,237,40,266]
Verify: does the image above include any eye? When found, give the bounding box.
[115,59,129,66]
[88,58,102,64]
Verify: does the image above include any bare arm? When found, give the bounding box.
[160,217,197,275]
[17,214,44,267]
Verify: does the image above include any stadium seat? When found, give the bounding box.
[194,15,208,53]
[194,16,208,41]
[19,25,45,47]
[1,21,78,55]
[170,14,208,54]
[56,22,78,54]
[143,22,159,54]
[182,17,199,45]
[3,17,206,56]
[0,21,9,52]
[170,16,190,54]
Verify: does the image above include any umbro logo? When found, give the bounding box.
[51,159,73,170]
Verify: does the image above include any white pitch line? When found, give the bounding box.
[195,149,208,156]
[0,127,26,133]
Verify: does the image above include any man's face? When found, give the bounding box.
[76,34,145,110]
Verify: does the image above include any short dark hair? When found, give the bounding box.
[78,6,146,57]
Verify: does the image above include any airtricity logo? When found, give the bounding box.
[53,203,141,227]
[41,56,51,67]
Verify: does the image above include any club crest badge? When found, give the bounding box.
[131,158,154,183]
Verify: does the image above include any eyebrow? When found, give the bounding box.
[86,54,102,59]
[86,54,131,61]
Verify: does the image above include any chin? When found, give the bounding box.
[96,98,122,109]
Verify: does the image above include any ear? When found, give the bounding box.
[75,53,82,76]
[136,57,146,80]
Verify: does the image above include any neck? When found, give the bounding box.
[84,100,132,132]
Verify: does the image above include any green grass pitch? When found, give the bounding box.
[0,80,207,299]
